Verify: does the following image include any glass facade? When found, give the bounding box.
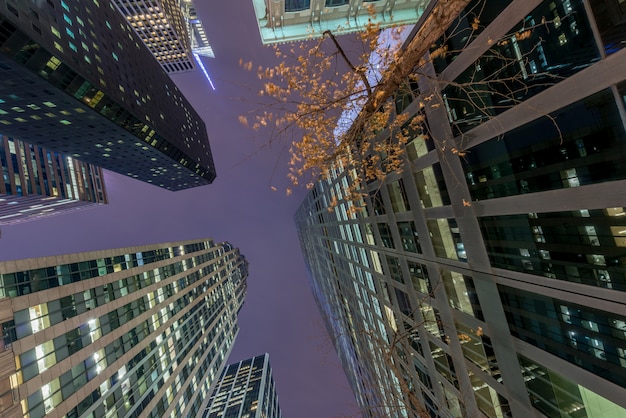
[443,0,599,133]
[501,285,626,388]
[0,134,107,224]
[295,1,626,417]
[480,208,626,289]
[0,240,248,418]
[430,0,513,73]
[588,0,626,55]
[464,89,626,200]
[0,0,216,190]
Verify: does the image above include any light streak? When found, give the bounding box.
[193,52,215,90]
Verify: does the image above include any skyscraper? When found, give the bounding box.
[181,0,214,60]
[251,0,431,45]
[0,239,248,418]
[204,353,281,418]
[296,0,626,417]
[0,134,107,225]
[112,0,215,81]
[0,0,216,191]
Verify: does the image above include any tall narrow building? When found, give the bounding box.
[0,239,248,418]
[204,353,281,418]
[0,0,216,190]
[0,134,107,225]
[296,0,626,417]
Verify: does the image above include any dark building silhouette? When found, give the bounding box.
[0,0,215,190]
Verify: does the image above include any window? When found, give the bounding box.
[388,179,410,212]
[397,221,421,253]
[285,0,311,12]
[443,0,598,133]
[377,223,394,248]
[326,0,349,6]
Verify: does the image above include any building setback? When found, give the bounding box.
[0,0,216,191]
[0,134,107,225]
[204,353,281,418]
[0,239,248,418]
[296,0,626,417]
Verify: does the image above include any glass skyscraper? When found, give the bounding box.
[0,134,107,225]
[0,0,216,190]
[296,0,626,417]
[0,239,248,418]
[204,353,281,418]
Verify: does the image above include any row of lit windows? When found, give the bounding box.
[10,254,220,343]
[480,207,626,290]
[0,242,215,297]
[24,285,218,417]
[501,285,626,389]
[63,299,232,418]
[16,261,226,392]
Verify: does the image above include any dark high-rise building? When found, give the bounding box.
[0,0,216,191]
[296,0,626,417]
[0,134,107,224]
[204,353,281,418]
[0,239,248,418]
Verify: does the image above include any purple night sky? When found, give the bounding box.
[0,2,362,417]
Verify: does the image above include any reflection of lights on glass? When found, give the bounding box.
[94,352,99,361]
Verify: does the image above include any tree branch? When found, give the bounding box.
[323,30,373,98]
